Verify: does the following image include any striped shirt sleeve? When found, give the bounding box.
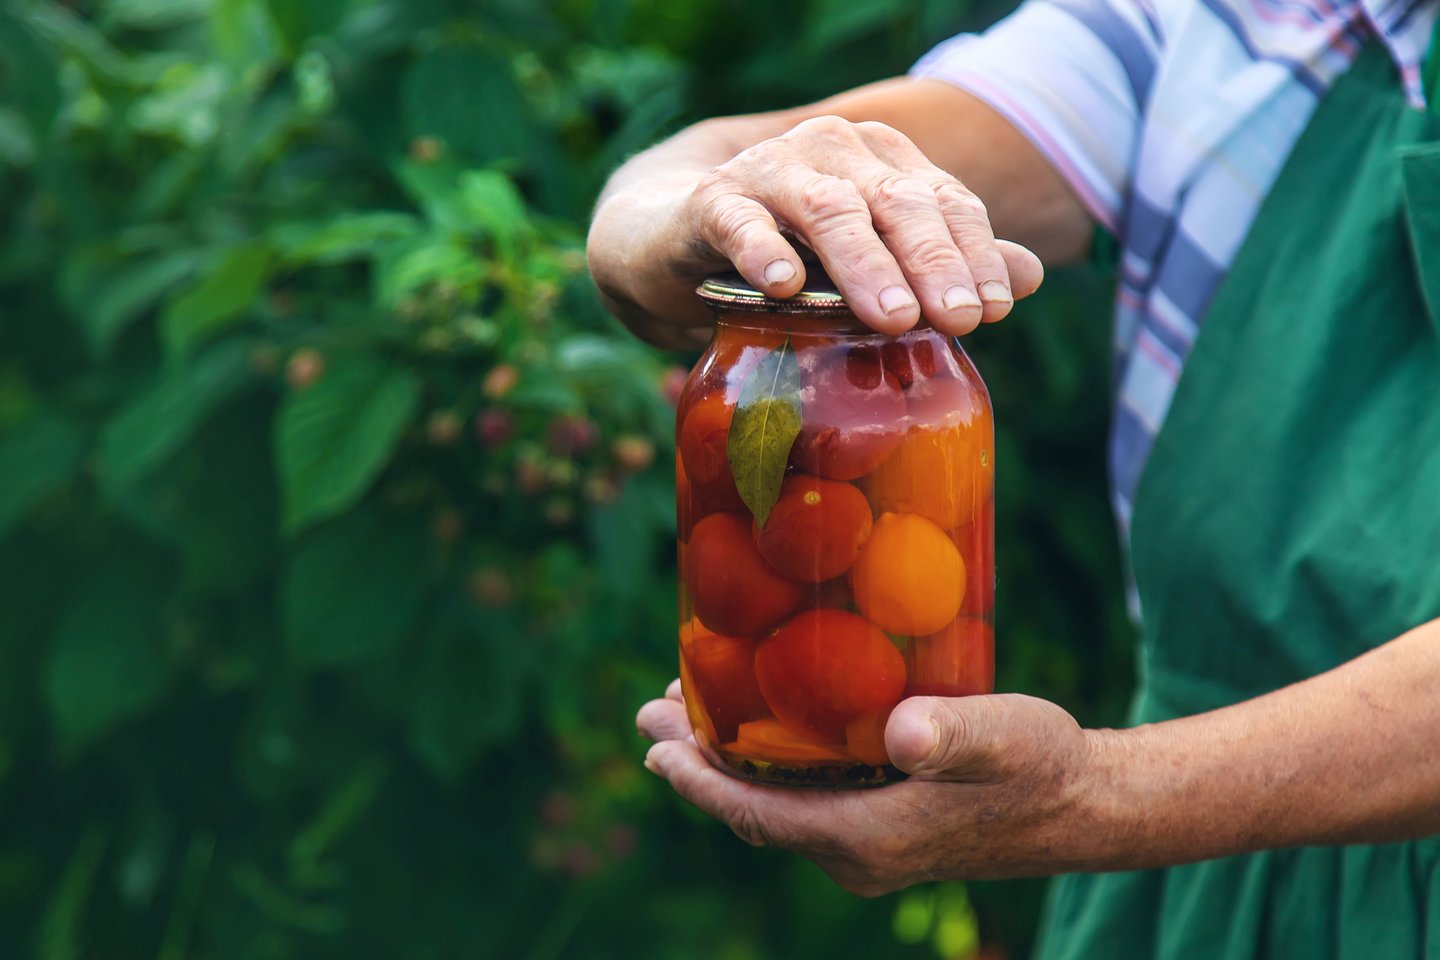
[909,0,1163,233]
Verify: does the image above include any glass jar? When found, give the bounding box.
[675,271,995,787]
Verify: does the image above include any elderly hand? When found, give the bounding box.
[674,116,1044,335]
[636,680,1106,895]
[588,96,1062,347]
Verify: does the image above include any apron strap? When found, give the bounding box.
[1424,11,1440,109]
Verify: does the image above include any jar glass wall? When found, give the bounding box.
[676,274,994,786]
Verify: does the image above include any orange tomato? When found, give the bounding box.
[907,617,994,697]
[685,513,805,636]
[844,708,893,766]
[864,376,993,530]
[791,343,907,480]
[754,608,907,741]
[754,474,873,582]
[850,512,965,636]
[726,718,851,765]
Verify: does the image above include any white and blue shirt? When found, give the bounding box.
[913,0,1438,538]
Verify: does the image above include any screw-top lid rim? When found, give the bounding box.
[696,269,851,313]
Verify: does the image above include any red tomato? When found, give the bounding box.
[678,394,745,517]
[680,619,770,744]
[790,343,907,480]
[907,617,994,697]
[685,513,805,636]
[676,452,694,543]
[879,337,939,389]
[754,474,873,582]
[754,608,907,741]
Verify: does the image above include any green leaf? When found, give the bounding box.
[283,510,428,664]
[0,105,36,166]
[102,0,210,31]
[274,354,419,534]
[270,211,420,266]
[372,233,485,308]
[727,338,802,528]
[76,251,200,357]
[0,9,62,139]
[128,61,230,147]
[408,604,525,781]
[455,170,526,256]
[42,561,175,749]
[393,163,528,243]
[287,760,386,881]
[400,46,529,165]
[39,826,107,960]
[111,401,278,594]
[161,242,271,359]
[805,0,900,53]
[0,412,85,539]
[99,339,254,495]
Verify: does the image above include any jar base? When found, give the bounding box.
[701,743,907,788]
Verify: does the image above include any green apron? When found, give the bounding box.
[1033,41,1440,960]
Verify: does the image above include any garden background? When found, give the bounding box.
[0,1,1136,957]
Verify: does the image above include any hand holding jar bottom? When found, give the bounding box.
[676,276,995,786]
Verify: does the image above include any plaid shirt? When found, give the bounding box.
[913,0,1438,552]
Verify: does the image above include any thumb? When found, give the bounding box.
[885,694,1069,781]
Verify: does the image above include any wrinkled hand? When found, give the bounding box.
[679,116,1044,335]
[637,680,1100,895]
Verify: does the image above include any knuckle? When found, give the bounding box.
[790,114,856,141]
[871,173,932,210]
[854,119,907,146]
[936,181,989,222]
[711,201,766,249]
[905,236,963,272]
[797,176,867,230]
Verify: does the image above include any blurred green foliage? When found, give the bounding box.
[0,0,1132,957]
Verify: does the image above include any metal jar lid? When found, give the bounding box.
[696,268,852,314]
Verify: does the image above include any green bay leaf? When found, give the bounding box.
[726,338,802,529]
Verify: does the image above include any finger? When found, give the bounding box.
[886,693,1074,781]
[998,239,1044,302]
[666,678,684,702]
[860,170,987,335]
[767,172,922,334]
[636,697,693,743]
[930,181,1014,324]
[644,739,797,847]
[692,189,807,299]
[845,123,986,334]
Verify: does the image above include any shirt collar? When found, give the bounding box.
[1358,0,1440,106]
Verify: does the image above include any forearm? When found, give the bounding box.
[1079,618,1440,871]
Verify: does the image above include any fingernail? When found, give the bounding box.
[919,714,941,768]
[764,259,796,285]
[878,285,917,316]
[643,746,666,775]
[942,284,981,311]
[978,279,1012,304]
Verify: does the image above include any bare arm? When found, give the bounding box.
[637,618,1440,892]
[588,78,1093,349]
